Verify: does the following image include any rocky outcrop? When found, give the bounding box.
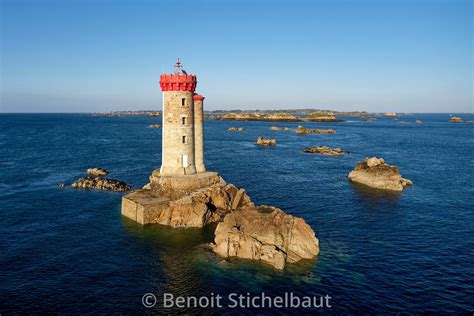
[449,117,463,123]
[304,146,344,156]
[154,183,252,227]
[335,111,372,117]
[296,126,335,134]
[228,127,245,132]
[304,111,344,122]
[449,117,473,123]
[123,173,254,227]
[87,168,109,177]
[211,206,319,270]
[348,157,412,191]
[255,137,276,146]
[263,113,300,121]
[384,112,398,117]
[149,124,162,128]
[221,112,261,121]
[122,171,320,269]
[415,120,422,124]
[270,126,291,131]
[71,177,131,191]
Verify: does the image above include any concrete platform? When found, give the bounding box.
[121,189,170,225]
[122,171,225,225]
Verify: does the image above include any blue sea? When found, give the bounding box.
[0,113,473,314]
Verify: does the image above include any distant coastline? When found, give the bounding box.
[88,110,474,123]
[91,110,161,117]
[90,109,373,122]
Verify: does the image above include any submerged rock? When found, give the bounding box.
[415,120,422,124]
[228,127,245,132]
[255,137,276,146]
[71,177,131,191]
[270,126,291,131]
[304,146,344,156]
[87,168,109,177]
[348,157,412,191]
[211,205,319,270]
[296,126,335,134]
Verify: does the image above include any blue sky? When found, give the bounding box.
[1,0,472,112]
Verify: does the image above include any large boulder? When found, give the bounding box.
[87,168,109,177]
[149,183,254,227]
[211,206,319,270]
[348,157,412,191]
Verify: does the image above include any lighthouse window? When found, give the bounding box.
[181,98,185,106]
[181,117,186,125]
[182,136,186,144]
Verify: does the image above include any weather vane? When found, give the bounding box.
[174,58,187,74]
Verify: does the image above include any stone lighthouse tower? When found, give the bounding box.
[122,59,225,224]
[159,59,206,176]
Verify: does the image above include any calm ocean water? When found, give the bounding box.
[0,113,473,314]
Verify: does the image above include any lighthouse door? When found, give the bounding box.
[182,154,188,168]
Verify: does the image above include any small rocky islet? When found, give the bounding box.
[348,157,412,191]
[296,125,335,134]
[304,111,344,122]
[63,168,131,192]
[72,177,131,192]
[304,146,345,156]
[449,116,474,123]
[255,136,276,146]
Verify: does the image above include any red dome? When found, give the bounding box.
[193,94,205,101]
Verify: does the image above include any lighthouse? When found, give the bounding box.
[122,59,223,223]
[159,59,206,176]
